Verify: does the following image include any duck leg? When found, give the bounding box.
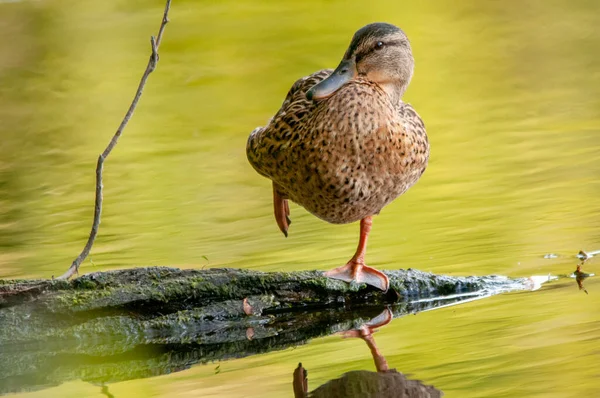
[324,216,389,291]
[273,182,291,237]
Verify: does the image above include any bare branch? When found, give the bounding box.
[57,0,173,280]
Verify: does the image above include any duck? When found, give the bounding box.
[246,22,429,292]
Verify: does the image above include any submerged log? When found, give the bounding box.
[0,267,537,394]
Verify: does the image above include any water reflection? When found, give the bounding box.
[294,309,442,398]
[573,257,595,294]
[0,289,506,395]
[100,384,115,398]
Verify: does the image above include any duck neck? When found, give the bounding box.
[380,80,409,104]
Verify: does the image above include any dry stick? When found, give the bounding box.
[57,0,172,280]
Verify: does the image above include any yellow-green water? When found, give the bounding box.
[1,0,599,396]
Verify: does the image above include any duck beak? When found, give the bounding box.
[306,58,356,100]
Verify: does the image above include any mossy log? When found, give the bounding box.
[0,267,534,394]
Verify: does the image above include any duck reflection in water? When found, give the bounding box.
[293,309,442,398]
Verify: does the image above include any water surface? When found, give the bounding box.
[1,0,599,396]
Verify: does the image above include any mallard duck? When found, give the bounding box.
[247,23,429,291]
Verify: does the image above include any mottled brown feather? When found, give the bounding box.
[247,70,429,224]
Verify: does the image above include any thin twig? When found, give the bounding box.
[57,0,172,280]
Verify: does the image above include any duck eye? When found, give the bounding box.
[375,41,384,50]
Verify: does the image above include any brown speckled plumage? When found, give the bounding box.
[247,71,428,224]
[246,22,429,291]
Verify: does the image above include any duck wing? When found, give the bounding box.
[246,69,332,179]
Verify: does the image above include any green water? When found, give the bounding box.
[1,0,599,396]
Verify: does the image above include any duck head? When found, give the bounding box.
[306,23,414,104]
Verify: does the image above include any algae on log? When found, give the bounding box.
[0,266,530,314]
[0,267,537,395]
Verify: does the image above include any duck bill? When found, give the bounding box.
[306,59,356,100]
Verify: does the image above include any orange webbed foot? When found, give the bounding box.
[324,261,389,292]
